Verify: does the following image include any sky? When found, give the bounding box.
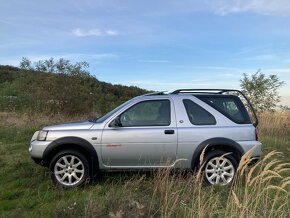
[0,0,290,105]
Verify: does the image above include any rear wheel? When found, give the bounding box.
[49,150,90,188]
[203,151,238,185]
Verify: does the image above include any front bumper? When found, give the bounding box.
[29,140,51,159]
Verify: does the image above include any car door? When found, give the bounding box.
[101,98,178,168]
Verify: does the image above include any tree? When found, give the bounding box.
[19,57,32,70]
[44,58,55,73]
[29,57,90,76]
[35,60,47,72]
[0,58,147,116]
[240,71,285,111]
[56,58,70,74]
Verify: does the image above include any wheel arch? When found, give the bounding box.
[191,137,244,171]
[43,137,99,176]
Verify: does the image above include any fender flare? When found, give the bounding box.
[42,136,99,175]
[191,137,244,170]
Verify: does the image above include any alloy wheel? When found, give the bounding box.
[205,157,235,185]
[54,155,85,186]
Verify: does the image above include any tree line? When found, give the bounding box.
[0,58,147,116]
[0,57,286,118]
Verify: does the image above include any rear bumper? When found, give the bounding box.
[238,140,262,158]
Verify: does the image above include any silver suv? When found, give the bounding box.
[29,89,261,188]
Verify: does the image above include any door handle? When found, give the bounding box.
[164,130,175,134]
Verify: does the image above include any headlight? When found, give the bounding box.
[31,131,39,142]
[37,130,48,141]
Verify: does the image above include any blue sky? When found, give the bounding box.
[0,0,290,105]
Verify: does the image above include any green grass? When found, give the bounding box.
[0,126,159,217]
[0,113,289,217]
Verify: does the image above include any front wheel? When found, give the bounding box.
[203,151,238,185]
[49,150,90,188]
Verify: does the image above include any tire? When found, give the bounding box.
[49,149,91,188]
[202,150,238,186]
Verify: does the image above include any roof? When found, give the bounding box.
[143,89,242,97]
[139,88,259,127]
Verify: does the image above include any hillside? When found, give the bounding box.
[0,65,147,116]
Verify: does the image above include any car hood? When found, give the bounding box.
[42,120,94,131]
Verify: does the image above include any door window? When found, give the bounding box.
[120,100,171,127]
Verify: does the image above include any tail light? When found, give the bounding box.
[255,128,259,141]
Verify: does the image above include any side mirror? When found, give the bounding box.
[109,116,122,127]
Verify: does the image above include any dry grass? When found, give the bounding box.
[0,111,289,217]
[258,111,290,137]
[0,112,90,129]
[83,112,290,217]
[94,148,289,218]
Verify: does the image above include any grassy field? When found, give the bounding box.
[0,112,289,217]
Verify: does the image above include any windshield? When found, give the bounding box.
[92,99,135,123]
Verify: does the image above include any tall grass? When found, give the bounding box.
[97,148,289,217]
[83,150,290,217]
[258,111,290,137]
[0,112,289,217]
[85,112,290,217]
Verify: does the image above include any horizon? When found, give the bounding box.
[0,0,290,106]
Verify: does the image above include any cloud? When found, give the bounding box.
[25,53,118,62]
[72,28,119,37]
[137,59,169,63]
[232,50,290,63]
[63,53,119,60]
[0,40,42,49]
[0,18,14,25]
[67,0,290,17]
[174,65,243,72]
[264,68,290,74]
[206,0,290,16]
[105,30,119,36]
[241,54,280,61]
[0,53,118,66]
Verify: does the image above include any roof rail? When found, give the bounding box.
[171,89,259,127]
[142,91,165,96]
[171,89,240,94]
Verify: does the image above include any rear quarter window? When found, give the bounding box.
[197,96,251,124]
[183,99,216,125]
